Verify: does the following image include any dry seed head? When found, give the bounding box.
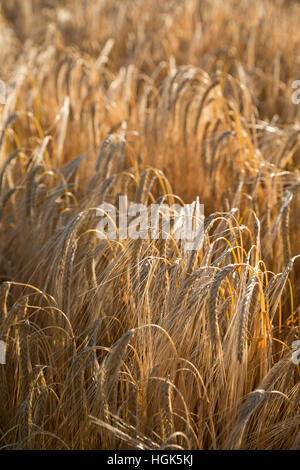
[237,273,258,362]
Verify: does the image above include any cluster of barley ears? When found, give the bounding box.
[1,0,300,450]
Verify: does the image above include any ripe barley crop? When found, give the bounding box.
[0,0,300,450]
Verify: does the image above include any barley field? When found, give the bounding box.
[1,0,300,450]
